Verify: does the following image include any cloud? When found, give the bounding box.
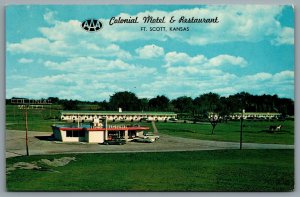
[233,70,294,98]
[135,44,164,59]
[164,52,193,67]
[210,87,238,96]
[164,52,247,69]
[6,66,294,100]
[8,38,51,54]
[7,5,293,61]
[244,72,273,81]
[18,58,33,64]
[7,87,49,99]
[7,36,131,59]
[273,70,294,82]
[140,50,242,97]
[44,56,138,73]
[104,5,293,46]
[6,56,157,100]
[272,27,294,46]
[6,69,155,101]
[208,55,247,67]
[43,10,57,24]
[138,68,293,99]
[6,6,294,100]
[7,19,132,59]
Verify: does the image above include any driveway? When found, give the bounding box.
[6,130,294,158]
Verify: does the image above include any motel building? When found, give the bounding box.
[60,110,177,123]
[229,112,282,120]
[52,118,150,143]
[208,112,282,120]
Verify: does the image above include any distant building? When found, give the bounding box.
[230,112,282,120]
[60,110,177,122]
[208,112,282,120]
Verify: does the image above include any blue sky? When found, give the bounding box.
[6,5,294,101]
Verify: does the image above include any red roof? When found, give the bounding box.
[55,126,149,132]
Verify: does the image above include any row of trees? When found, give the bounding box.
[107,91,294,117]
[8,91,294,116]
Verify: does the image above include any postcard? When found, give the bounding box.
[5,5,294,192]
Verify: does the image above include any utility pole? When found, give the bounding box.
[11,98,52,156]
[240,109,245,150]
[25,107,29,156]
[77,113,80,128]
[105,116,108,140]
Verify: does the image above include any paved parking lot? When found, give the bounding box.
[6,130,294,158]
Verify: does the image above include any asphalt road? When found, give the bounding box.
[6,130,294,158]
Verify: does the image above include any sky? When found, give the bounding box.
[6,5,294,101]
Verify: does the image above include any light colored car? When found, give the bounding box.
[144,133,160,141]
[132,138,153,143]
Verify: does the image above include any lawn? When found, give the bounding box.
[6,149,294,191]
[152,120,294,145]
[6,104,294,144]
[6,104,63,132]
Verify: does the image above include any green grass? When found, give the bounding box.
[152,121,294,145]
[6,104,294,144]
[6,149,294,191]
[6,104,63,132]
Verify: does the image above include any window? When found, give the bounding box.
[66,130,85,137]
[73,131,79,137]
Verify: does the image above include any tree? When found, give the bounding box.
[139,98,149,111]
[193,92,221,115]
[109,91,140,111]
[149,95,170,111]
[61,99,79,110]
[277,98,294,117]
[171,96,193,113]
[47,97,59,104]
[208,113,220,135]
[98,100,110,111]
[226,92,251,112]
[219,97,230,122]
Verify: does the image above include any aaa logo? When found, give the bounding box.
[81,19,103,32]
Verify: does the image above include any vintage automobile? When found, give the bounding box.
[102,138,126,145]
[131,138,153,143]
[131,132,160,143]
[144,133,160,141]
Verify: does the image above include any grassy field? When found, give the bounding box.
[6,104,62,132]
[6,149,294,191]
[152,120,294,145]
[6,104,294,144]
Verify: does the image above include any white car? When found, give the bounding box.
[144,133,160,141]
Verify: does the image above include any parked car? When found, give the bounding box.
[144,133,160,141]
[102,138,126,145]
[168,118,178,122]
[131,138,153,143]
